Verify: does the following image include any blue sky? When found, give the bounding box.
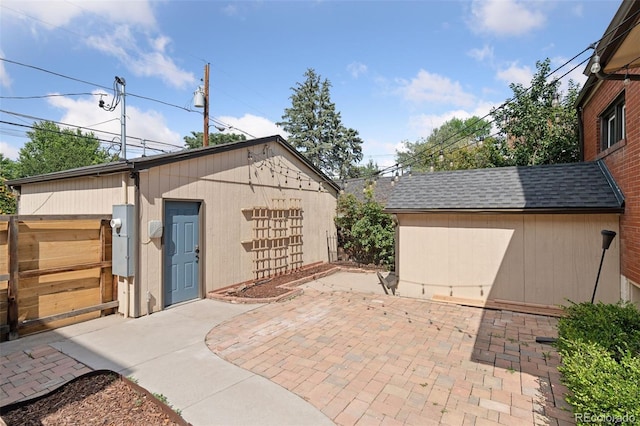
[0,0,622,169]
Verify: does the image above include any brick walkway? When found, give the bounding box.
[206,287,574,426]
[0,344,91,405]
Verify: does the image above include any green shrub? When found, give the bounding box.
[335,190,395,269]
[557,301,640,359]
[556,301,640,425]
[558,339,640,425]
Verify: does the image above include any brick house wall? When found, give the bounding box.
[580,68,640,292]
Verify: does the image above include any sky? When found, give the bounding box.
[0,0,623,170]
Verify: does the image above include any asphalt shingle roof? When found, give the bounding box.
[385,161,624,213]
[342,176,395,205]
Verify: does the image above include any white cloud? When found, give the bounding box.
[571,4,584,17]
[222,4,240,17]
[6,1,193,89]
[347,62,368,79]
[0,141,20,160]
[0,49,12,88]
[468,44,494,62]
[396,70,476,108]
[3,0,156,29]
[86,26,196,89]
[47,92,183,157]
[470,0,546,36]
[408,101,496,139]
[359,137,404,171]
[217,114,284,140]
[496,62,533,87]
[550,57,588,93]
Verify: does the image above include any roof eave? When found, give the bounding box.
[384,207,624,215]
[7,162,133,188]
[6,135,340,192]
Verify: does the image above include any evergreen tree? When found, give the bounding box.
[278,68,363,179]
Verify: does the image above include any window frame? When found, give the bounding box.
[600,91,626,151]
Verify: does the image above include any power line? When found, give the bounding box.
[0,119,172,155]
[0,109,184,150]
[363,6,640,180]
[0,92,107,100]
[0,57,260,141]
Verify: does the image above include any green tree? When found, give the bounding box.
[335,190,395,269]
[17,121,114,178]
[278,68,363,179]
[491,58,580,165]
[347,159,380,179]
[396,117,495,172]
[183,131,246,149]
[0,153,17,214]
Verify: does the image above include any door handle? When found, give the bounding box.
[195,245,199,261]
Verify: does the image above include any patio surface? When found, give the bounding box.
[206,272,574,426]
[1,270,575,425]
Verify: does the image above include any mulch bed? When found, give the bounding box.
[214,262,386,301]
[1,370,189,426]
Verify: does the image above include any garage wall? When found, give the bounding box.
[138,140,337,311]
[17,174,132,215]
[396,213,620,307]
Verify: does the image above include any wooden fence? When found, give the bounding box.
[0,215,117,341]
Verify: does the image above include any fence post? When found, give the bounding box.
[7,216,19,340]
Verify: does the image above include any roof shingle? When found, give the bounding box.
[385,161,624,213]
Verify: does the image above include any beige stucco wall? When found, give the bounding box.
[396,213,621,307]
[15,141,338,315]
[138,141,337,312]
[17,173,133,214]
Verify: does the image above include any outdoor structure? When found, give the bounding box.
[7,135,339,317]
[385,162,624,315]
[577,0,640,305]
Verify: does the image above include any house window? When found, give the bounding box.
[600,92,625,150]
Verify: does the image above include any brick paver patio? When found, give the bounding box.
[0,344,91,405]
[206,285,574,426]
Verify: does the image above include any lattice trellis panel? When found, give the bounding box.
[245,199,303,279]
[270,199,289,276]
[250,207,271,279]
[288,198,303,271]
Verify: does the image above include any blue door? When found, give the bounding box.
[164,201,200,307]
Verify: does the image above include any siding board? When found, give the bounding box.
[397,213,620,308]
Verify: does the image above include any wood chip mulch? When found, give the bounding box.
[1,371,189,426]
[223,262,387,299]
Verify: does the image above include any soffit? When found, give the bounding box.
[604,21,640,72]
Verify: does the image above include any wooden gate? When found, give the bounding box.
[0,215,116,341]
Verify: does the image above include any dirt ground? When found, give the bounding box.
[1,371,188,426]
[225,262,380,298]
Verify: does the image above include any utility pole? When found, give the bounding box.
[117,76,126,159]
[203,63,210,147]
[99,76,126,159]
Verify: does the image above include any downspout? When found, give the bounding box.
[122,173,128,204]
[577,106,585,162]
[133,171,141,317]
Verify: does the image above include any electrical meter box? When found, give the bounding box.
[112,204,135,277]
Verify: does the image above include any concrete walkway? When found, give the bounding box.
[0,299,333,426]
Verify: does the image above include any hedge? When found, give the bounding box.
[557,301,640,425]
